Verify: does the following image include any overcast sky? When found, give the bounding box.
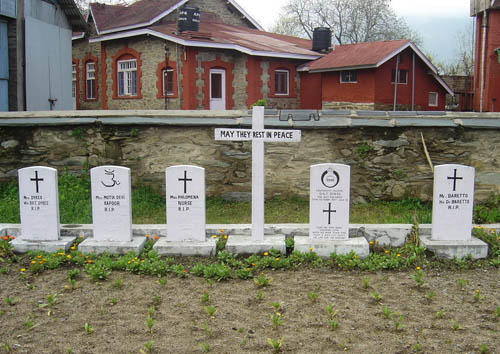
[237,0,473,63]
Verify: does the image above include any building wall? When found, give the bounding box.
[299,72,322,109]
[320,69,376,109]
[73,35,303,110]
[374,49,447,111]
[473,10,500,112]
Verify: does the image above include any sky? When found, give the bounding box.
[236,0,474,63]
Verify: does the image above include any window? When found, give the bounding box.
[429,92,438,107]
[391,69,408,84]
[163,68,174,96]
[72,64,77,99]
[86,62,96,99]
[340,70,357,83]
[118,59,137,96]
[274,70,289,95]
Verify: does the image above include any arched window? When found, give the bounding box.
[112,47,142,99]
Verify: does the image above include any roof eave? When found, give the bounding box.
[309,64,377,73]
[89,29,320,60]
[72,32,85,40]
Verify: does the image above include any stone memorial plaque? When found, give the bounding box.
[309,163,350,240]
[166,165,205,242]
[431,164,475,241]
[91,166,132,242]
[18,166,60,241]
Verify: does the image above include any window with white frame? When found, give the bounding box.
[72,64,77,99]
[429,92,438,107]
[86,62,96,99]
[117,59,137,96]
[274,69,289,95]
[340,70,357,83]
[391,69,408,84]
[163,67,174,96]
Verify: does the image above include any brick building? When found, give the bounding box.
[72,0,452,111]
[471,0,500,112]
[299,40,453,111]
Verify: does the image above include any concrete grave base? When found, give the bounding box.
[294,236,370,259]
[225,235,286,255]
[11,236,77,253]
[153,238,217,257]
[419,235,488,259]
[78,236,146,255]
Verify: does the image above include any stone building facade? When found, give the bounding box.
[72,0,316,111]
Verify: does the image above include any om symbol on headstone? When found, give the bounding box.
[101,169,121,188]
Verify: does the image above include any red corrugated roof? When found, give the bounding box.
[305,40,410,71]
[149,22,318,56]
[90,0,180,33]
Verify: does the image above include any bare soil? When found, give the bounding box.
[0,264,499,354]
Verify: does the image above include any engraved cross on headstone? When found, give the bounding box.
[447,169,463,192]
[323,202,337,225]
[214,107,301,241]
[30,170,44,193]
[178,170,192,194]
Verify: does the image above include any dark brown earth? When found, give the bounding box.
[0,264,499,354]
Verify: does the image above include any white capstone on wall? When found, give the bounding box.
[18,166,60,241]
[166,165,206,242]
[91,166,132,242]
[431,164,475,241]
[309,163,350,241]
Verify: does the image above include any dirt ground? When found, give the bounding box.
[0,264,499,354]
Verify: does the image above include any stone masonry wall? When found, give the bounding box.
[1,113,499,203]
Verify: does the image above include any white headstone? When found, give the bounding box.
[166,165,206,242]
[18,166,60,241]
[91,166,132,242]
[309,163,350,241]
[431,164,475,241]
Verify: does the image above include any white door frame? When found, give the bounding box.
[209,68,226,110]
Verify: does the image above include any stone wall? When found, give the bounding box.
[1,110,499,203]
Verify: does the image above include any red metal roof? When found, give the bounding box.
[304,40,411,72]
[149,21,318,57]
[90,0,181,33]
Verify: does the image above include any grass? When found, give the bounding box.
[0,172,498,224]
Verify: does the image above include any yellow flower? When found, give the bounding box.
[264,252,269,256]
[354,255,358,259]
[309,247,313,251]
[127,261,131,264]
[79,235,84,238]
[42,258,47,261]
[38,261,43,264]
[211,235,217,238]
[219,229,224,233]
[251,263,256,267]
[87,259,92,264]
[141,260,145,263]
[275,257,280,261]
[375,240,379,243]
[145,233,150,238]
[71,246,76,250]
[31,260,36,264]
[66,255,71,259]
[224,235,228,239]
[384,250,389,254]
[20,268,26,272]
[397,254,401,257]
[476,289,480,293]
[416,266,421,270]
[369,241,374,245]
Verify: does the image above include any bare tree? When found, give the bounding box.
[74,0,132,12]
[437,24,474,76]
[271,0,421,45]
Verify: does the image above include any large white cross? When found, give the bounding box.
[214,106,301,241]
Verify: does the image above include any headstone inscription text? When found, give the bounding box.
[431,164,475,241]
[214,107,301,241]
[18,166,60,241]
[91,166,132,242]
[310,163,350,240]
[166,165,206,242]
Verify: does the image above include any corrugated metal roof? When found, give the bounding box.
[303,40,410,72]
[58,0,87,31]
[149,22,318,57]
